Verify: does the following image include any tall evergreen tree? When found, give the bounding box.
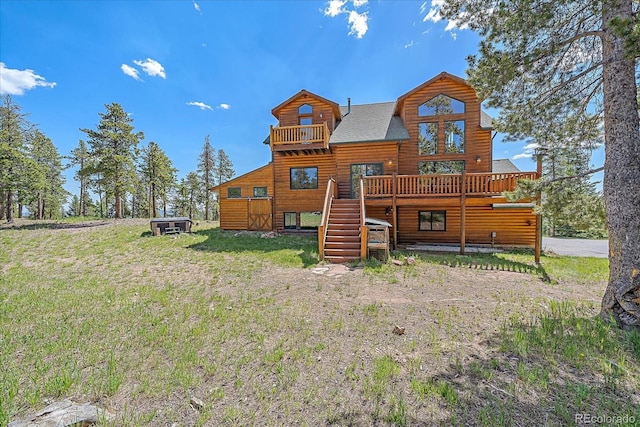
[0,95,39,222]
[80,103,144,219]
[69,140,92,216]
[139,141,176,218]
[198,135,216,220]
[215,149,235,186]
[29,130,67,219]
[441,0,640,328]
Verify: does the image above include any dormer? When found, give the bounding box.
[269,90,342,153]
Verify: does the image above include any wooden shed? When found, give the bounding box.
[150,217,192,235]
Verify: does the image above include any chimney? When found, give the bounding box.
[347,97,351,115]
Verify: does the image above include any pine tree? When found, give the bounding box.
[80,103,144,219]
[69,140,92,216]
[29,130,67,219]
[139,141,176,218]
[198,135,216,221]
[441,0,640,328]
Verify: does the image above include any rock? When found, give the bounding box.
[392,259,404,266]
[9,399,113,427]
[393,325,405,335]
[190,396,205,411]
[406,257,416,265]
[260,231,277,238]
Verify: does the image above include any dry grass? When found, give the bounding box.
[1,219,638,426]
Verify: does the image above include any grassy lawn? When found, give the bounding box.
[1,220,638,426]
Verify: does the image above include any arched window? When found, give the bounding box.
[418,94,465,116]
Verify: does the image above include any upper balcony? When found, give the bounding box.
[362,172,538,203]
[269,123,330,155]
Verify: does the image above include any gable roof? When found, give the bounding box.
[330,102,410,144]
[492,159,521,173]
[271,89,341,119]
[394,71,470,115]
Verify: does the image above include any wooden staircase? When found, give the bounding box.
[323,199,362,263]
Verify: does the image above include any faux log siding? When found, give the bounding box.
[396,205,536,247]
[333,143,399,199]
[220,199,249,230]
[398,77,492,176]
[466,207,536,246]
[217,164,274,230]
[273,152,336,231]
[277,97,337,133]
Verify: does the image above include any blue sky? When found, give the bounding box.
[0,0,603,197]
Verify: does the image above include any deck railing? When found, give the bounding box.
[363,172,538,198]
[270,123,330,149]
[318,177,337,260]
[359,178,368,260]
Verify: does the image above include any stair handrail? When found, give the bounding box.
[359,177,368,260]
[318,177,337,260]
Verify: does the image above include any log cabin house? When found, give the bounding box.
[211,72,540,263]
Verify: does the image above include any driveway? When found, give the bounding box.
[542,237,609,258]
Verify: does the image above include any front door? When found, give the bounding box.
[248,198,272,231]
[350,163,384,198]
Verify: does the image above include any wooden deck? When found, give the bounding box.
[362,172,538,199]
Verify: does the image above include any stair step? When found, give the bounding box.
[327,230,359,237]
[324,248,360,257]
[324,256,360,264]
[325,242,360,250]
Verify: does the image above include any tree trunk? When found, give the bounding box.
[600,0,640,330]
[115,191,122,219]
[6,190,14,223]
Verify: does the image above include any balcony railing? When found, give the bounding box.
[362,172,538,198]
[270,123,330,151]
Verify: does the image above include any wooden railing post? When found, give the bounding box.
[460,170,466,255]
[392,173,397,250]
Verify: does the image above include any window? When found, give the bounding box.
[419,210,446,231]
[290,167,318,189]
[253,186,268,197]
[444,120,465,153]
[350,163,384,198]
[418,161,465,174]
[300,212,322,229]
[284,212,297,229]
[418,123,438,155]
[227,187,241,198]
[298,103,312,115]
[419,94,465,116]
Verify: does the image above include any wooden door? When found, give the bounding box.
[248,198,272,231]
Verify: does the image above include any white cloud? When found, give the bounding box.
[404,40,415,48]
[218,103,230,110]
[422,0,469,38]
[193,1,200,12]
[420,1,428,15]
[133,58,166,79]
[512,152,533,160]
[324,0,346,17]
[347,10,368,38]
[187,101,213,111]
[0,62,56,95]
[121,64,142,81]
[323,0,369,38]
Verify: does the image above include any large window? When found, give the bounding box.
[227,187,241,198]
[418,123,438,155]
[253,186,268,197]
[419,94,465,116]
[350,163,384,198]
[290,167,318,189]
[418,161,465,174]
[445,120,465,153]
[419,210,446,231]
[284,212,297,229]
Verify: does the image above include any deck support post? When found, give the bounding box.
[392,173,398,250]
[534,152,543,263]
[460,171,466,255]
